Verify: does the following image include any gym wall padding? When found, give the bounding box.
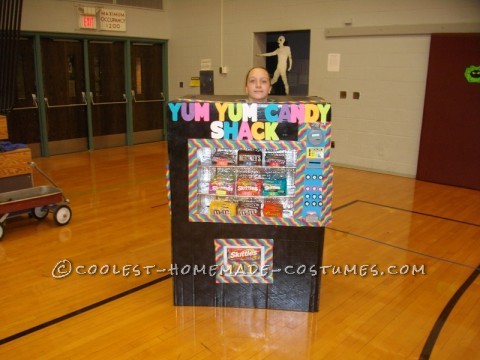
[417,33,480,190]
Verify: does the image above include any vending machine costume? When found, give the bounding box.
[167,95,332,312]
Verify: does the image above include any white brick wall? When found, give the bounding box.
[21,0,480,177]
[167,0,480,177]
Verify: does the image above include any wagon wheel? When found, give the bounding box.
[54,205,72,226]
[0,223,4,241]
[31,206,49,220]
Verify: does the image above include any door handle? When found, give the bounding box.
[89,92,127,105]
[131,90,165,103]
[44,92,88,108]
[12,94,39,110]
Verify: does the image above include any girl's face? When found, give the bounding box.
[245,68,272,102]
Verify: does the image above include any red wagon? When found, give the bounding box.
[0,163,72,240]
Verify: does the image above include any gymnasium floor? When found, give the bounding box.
[0,141,478,359]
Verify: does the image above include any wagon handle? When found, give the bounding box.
[28,161,59,187]
[28,162,70,203]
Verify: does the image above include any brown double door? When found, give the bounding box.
[8,36,165,156]
[7,37,40,147]
[88,41,127,150]
[41,38,89,154]
[130,43,165,144]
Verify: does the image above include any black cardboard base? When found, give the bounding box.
[167,98,327,312]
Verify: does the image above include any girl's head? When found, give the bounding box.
[245,67,272,102]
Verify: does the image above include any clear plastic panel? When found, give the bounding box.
[196,147,297,218]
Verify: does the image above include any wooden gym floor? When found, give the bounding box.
[0,141,478,359]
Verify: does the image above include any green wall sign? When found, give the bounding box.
[464,65,480,83]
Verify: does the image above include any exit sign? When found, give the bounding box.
[79,14,96,29]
